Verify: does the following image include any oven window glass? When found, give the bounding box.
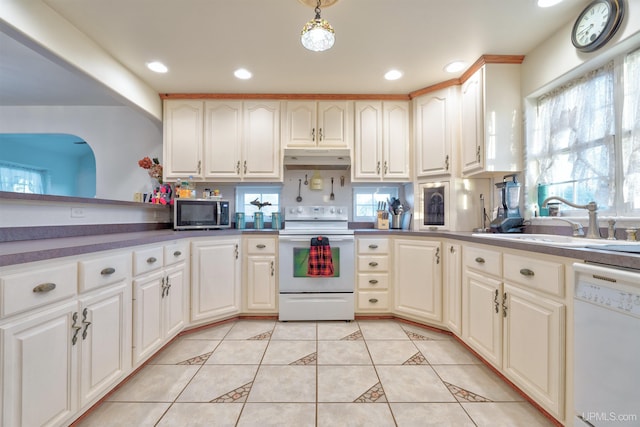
[423,186,445,226]
[293,247,340,277]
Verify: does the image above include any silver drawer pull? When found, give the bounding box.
[369,279,379,284]
[368,244,378,249]
[475,257,486,264]
[369,298,379,303]
[173,250,182,257]
[147,257,157,264]
[519,268,535,277]
[256,244,266,249]
[100,267,116,275]
[369,261,379,267]
[33,282,56,293]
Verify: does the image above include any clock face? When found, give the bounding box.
[574,1,610,47]
[571,0,625,52]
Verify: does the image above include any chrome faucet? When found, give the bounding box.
[552,218,585,237]
[541,197,600,239]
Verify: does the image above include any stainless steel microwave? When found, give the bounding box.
[173,198,231,230]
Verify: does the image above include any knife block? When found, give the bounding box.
[375,211,389,230]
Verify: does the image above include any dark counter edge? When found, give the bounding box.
[1,227,638,270]
[0,190,169,209]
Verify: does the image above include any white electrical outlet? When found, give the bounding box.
[71,207,85,218]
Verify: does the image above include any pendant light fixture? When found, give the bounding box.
[300,0,335,52]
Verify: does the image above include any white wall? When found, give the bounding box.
[0,106,163,202]
[522,2,640,97]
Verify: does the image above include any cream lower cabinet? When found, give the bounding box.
[393,238,442,322]
[1,253,132,427]
[355,237,391,313]
[191,238,241,323]
[243,236,278,313]
[444,242,462,336]
[132,242,188,366]
[462,244,567,420]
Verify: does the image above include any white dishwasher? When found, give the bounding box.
[573,263,640,427]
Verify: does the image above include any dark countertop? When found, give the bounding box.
[1,227,638,270]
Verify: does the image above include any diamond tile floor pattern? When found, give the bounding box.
[75,320,555,426]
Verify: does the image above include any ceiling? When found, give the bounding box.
[0,0,591,107]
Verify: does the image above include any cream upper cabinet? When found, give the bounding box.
[242,101,281,180]
[203,101,242,179]
[283,101,351,148]
[165,99,281,182]
[393,238,442,322]
[414,86,458,177]
[163,100,204,179]
[460,63,522,176]
[354,101,410,181]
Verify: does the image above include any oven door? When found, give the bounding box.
[278,234,354,293]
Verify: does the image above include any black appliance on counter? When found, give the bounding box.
[490,174,524,233]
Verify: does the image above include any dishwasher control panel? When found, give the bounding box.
[575,280,640,318]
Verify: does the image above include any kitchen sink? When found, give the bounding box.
[470,233,640,248]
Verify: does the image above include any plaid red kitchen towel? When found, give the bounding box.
[307,236,334,277]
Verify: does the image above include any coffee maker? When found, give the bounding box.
[490,174,524,233]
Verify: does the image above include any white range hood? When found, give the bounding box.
[282,148,351,170]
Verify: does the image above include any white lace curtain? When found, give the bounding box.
[0,162,46,194]
[622,48,640,210]
[528,62,616,209]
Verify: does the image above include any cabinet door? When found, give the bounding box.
[1,300,78,427]
[462,269,502,367]
[243,101,281,179]
[204,101,242,178]
[444,243,462,336]
[382,101,410,180]
[164,263,188,339]
[503,284,565,418]
[246,255,277,311]
[163,100,203,179]
[191,239,241,322]
[354,101,382,180]
[284,101,316,147]
[460,67,484,174]
[132,271,164,365]
[393,239,442,322]
[317,101,349,148]
[415,91,452,177]
[78,281,132,407]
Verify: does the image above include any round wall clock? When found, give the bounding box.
[571,0,625,53]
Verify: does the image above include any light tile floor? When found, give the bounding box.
[75,319,555,426]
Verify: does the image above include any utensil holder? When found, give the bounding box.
[391,214,402,229]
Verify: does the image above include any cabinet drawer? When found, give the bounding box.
[358,238,390,254]
[246,237,276,254]
[357,273,389,290]
[79,252,130,292]
[1,263,78,318]
[358,255,389,272]
[164,241,188,266]
[133,246,164,276]
[464,246,501,277]
[357,291,389,311]
[503,254,565,297]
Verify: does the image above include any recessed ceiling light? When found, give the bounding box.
[537,0,563,7]
[384,70,403,81]
[146,61,168,73]
[234,68,253,80]
[444,61,467,73]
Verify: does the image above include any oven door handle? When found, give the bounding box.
[279,237,354,243]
